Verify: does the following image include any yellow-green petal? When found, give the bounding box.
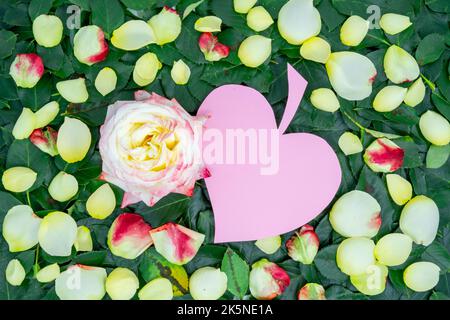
[386,173,412,205]
[32,14,63,48]
[300,37,331,64]
[195,16,222,32]
[6,259,26,286]
[2,166,37,193]
[404,78,425,107]
[138,277,174,300]
[133,52,162,86]
[2,205,41,252]
[48,171,79,202]
[379,13,412,35]
[404,262,440,292]
[12,108,36,140]
[374,233,412,266]
[36,263,60,283]
[74,226,93,252]
[340,15,369,46]
[35,101,59,129]
[336,237,376,276]
[255,235,281,255]
[384,45,420,84]
[419,110,450,146]
[86,183,116,220]
[95,67,117,96]
[111,20,156,51]
[247,6,274,32]
[56,78,89,103]
[189,267,228,300]
[106,267,139,300]
[350,264,388,296]
[171,59,191,85]
[57,117,92,163]
[310,88,340,112]
[338,132,363,156]
[238,35,272,68]
[373,85,408,112]
[38,211,77,257]
[233,0,257,13]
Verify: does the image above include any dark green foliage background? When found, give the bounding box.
[0,0,449,300]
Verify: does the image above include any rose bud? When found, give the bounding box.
[35,101,59,128]
[247,6,274,32]
[399,195,439,246]
[374,233,412,266]
[329,190,381,238]
[363,138,404,173]
[30,127,58,157]
[350,263,388,296]
[404,78,425,107]
[48,171,78,202]
[38,211,77,257]
[278,0,321,45]
[148,6,181,45]
[32,14,63,48]
[404,262,440,292]
[300,37,331,64]
[138,277,173,300]
[56,78,89,103]
[99,92,207,207]
[338,132,363,156]
[171,59,191,85]
[2,166,37,193]
[9,53,44,88]
[373,85,408,113]
[106,267,139,300]
[189,267,228,300]
[336,237,376,276]
[379,13,412,35]
[298,283,326,300]
[386,174,412,206]
[310,88,340,112]
[286,225,319,264]
[6,259,26,286]
[384,45,420,84]
[95,67,117,96]
[249,259,290,300]
[255,235,281,255]
[55,264,107,300]
[86,183,116,220]
[340,16,369,47]
[326,51,377,101]
[199,32,230,62]
[3,205,41,252]
[233,0,257,13]
[133,52,162,86]
[238,35,272,68]
[107,213,153,260]
[195,16,222,32]
[419,110,450,146]
[36,263,60,283]
[111,20,156,51]
[12,108,36,140]
[57,117,92,163]
[150,223,205,265]
[73,25,108,65]
[74,226,93,252]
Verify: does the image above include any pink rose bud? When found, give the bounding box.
[30,127,58,156]
[107,213,153,260]
[73,25,109,66]
[298,283,326,300]
[9,53,44,88]
[363,138,404,173]
[249,259,290,300]
[149,223,205,265]
[198,32,230,62]
[286,224,319,264]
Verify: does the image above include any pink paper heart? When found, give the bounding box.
[197,64,342,243]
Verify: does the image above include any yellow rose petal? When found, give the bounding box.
[247,6,274,32]
[404,262,440,292]
[111,20,156,51]
[255,235,281,255]
[148,7,181,45]
[238,35,272,68]
[2,167,37,193]
[56,78,89,103]
[32,14,63,48]
[36,263,60,283]
[3,205,41,252]
[6,259,26,286]
[74,226,93,252]
[138,277,174,300]
[95,67,117,96]
[35,101,59,129]
[189,267,228,300]
[384,45,420,84]
[340,15,369,47]
[374,233,412,266]
[373,85,408,112]
[171,59,191,85]
[336,237,376,276]
[195,16,222,32]
[57,117,92,163]
[404,78,425,107]
[233,0,257,13]
[12,108,36,140]
[338,132,363,155]
[386,174,412,206]
[379,13,412,35]
[300,37,331,64]
[38,211,78,257]
[48,171,78,202]
[310,88,340,112]
[86,183,116,220]
[133,52,162,86]
[419,110,450,146]
[350,264,388,296]
[106,267,139,300]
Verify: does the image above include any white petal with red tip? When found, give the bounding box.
[35,101,59,129]
[148,7,181,45]
[249,259,290,300]
[86,183,116,220]
[363,138,404,173]
[195,16,222,32]
[298,283,326,300]
[336,237,375,276]
[404,262,440,292]
[138,277,173,300]
[38,211,77,257]
[278,0,321,45]
[384,45,420,84]
[106,267,139,300]
[189,267,228,300]
[3,205,41,252]
[111,20,155,51]
[255,235,281,255]
[326,52,377,101]
[247,6,273,32]
[340,16,369,46]
[57,117,92,163]
[329,190,381,238]
[33,14,63,48]
[2,167,37,193]
[238,35,272,68]
[233,0,257,13]
[74,25,108,66]
[56,78,89,103]
[404,78,425,107]
[380,13,412,35]
[338,132,363,155]
[300,37,331,64]
[95,67,117,96]
[6,259,26,286]
[55,265,107,300]
[48,171,79,202]
[374,233,412,266]
[386,174,412,205]
[9,54,44,88]
[373,85,408,112]
[419,110,450,146]
[12,108,36,140]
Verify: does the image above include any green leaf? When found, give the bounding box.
[72,251,107,266]
[0,30,17,59]
[90,0,124,35]
[314,245,348,282]
[0,76,18,101]
[120,0,155,10]
[415,33,445,66]
[221,248,250,299]
[426,144,450,169]
[136,193,190,227]
[17,75,53,111]
[422,242,450,271]
[28,0,54,20]
[425,0,449,13]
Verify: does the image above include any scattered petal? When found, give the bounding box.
[336,237,376,276]
[2,166,37,193]
[199,32,230,62]
[74,226,93,252]
[373,85,408,112]
[350,264,388,296]
[419,110,450,146]
[233,0,257,13]
[95,67,117,96]
[148,6,181,45]
[247,6,274,32]
[310,88,340,112]
[2,205,41,252]
[57,117,92,163]
[138,277,173,300]
[48,171,79,202]
[384,45,420,84]
[338,132,363,155]
[32,14,63,48]
[189,267,228,300]
[38,211,77,257]
[195,16,222,32]
[404,262,440,292]
[35,101,59,129]
[56,78,89,103]
[111,20,156,51]
[73,25,108,65]
[286,225,319,264]
[298,283,326,300]
[386,174,412,206]
[6,259,26,286]
[404,78,425,107]
[300,37,331,64]
[249,259,290,300]
[238,35,272,68]
[255,235,281,255]
[340,16,369,46]
[171,59,191,85]
[86,183,116,220]
[363,138,404,173]
[9,53,44,88]
[374,233,412,266]
[36,263,60,283]
[12,108,36,140]
[133,52,162,86]
[106,267,139,300]
[379,13,412,35]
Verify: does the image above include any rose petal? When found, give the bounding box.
[380,13,412,35]
[363,138,404,173]
[9,53,44,88]
[189,267,228,300]
[35,101,59,129]
[57,117,92,163]
[148,7,181,45]
[374,233,412,266]
[56,78,89,103]
[2,166,37,193]
[138,277,173,300]
[419,110,450,146]
[404,78,425,107]
[48,171,79,202]
[300,37,331,64]
[30,127,58,156]
[384,45,420,84]
[74,226,93,252]
[6,259,26,286]
[255,235,281,255]
[340,15,369,46]
[338,132,363,155]
[133,52,162,86]
[386,173,412,206]
[12,108,36,140]
[86,183,116,220]
[247,6,274,32]
[95,67,117,96]
[310,88,340,112]
[233,0,257,13]
[36,263,60,283]
[171,59,191,85]
[350,264,388,296]
[298,283,326,300]
[195,16,222,32]
[373,85,408,112]
[32,14,63,48]
[286,225,319,264]
[198,32,230,62]
[74,25,108,65]
[336,237,376,276]
[111,20,156,51]
[106,267,139,300]
[2,205,41,252]
[404,262,440,292]
[238,35,272,68]
[249,259,290,300]
[38,211,77,257]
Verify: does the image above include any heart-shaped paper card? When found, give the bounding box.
[197,64,342,243]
